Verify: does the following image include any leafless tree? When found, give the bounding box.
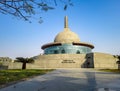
[0,0,73,23]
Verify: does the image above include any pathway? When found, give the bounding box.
[0,69,120,91]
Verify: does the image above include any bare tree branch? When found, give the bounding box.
[0,0,73,22]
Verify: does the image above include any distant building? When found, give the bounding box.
[8,16,118,69]
[0,57,12,63]
[0,57,12,69]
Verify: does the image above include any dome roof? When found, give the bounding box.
[54,28,80,43]
[41,16,94,50]
[54,16,80,43]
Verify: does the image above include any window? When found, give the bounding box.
[76,50,80,54]
[54,50,58,54]
[61,49,65,53]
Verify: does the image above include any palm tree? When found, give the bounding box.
[16,57,34,69]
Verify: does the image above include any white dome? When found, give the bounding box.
[54,28,80,43]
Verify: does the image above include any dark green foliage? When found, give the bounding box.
[116,60,120,64]
[113,55,120,64]
[113,55,120,69]
[117,55,120,62]
[16,57,34,63]
[15,57,34,69]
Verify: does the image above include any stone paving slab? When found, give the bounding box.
[0,69,120,91]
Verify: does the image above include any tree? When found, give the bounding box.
[0,0,73,23]
[113,55,120,69]
[116,55,120,68]
[15,57,34,69]
[0,61,3,66]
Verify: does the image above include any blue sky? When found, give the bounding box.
[0,0,120,59]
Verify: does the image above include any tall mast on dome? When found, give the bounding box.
[64,16,68,28]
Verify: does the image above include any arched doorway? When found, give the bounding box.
[76,50,80,54]
[61,49,65,54]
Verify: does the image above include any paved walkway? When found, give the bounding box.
[0,69,120,91]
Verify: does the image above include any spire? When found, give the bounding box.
[64,16,68,28]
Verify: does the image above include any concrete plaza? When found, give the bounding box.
[0,69,120,91]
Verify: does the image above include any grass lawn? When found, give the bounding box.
[99,69,120,73]
[0,69,54,87]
